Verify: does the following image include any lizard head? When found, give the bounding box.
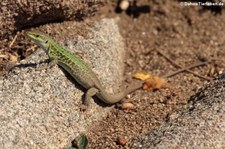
[26,31,51,52]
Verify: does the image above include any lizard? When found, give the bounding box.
[25,31,208,106]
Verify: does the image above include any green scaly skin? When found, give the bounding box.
[26,31,143,105]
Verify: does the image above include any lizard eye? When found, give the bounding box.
[36,35,40,38]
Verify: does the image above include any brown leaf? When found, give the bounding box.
[133,72,151,80]
[143,75,169,90]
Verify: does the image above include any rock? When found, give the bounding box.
[0,18,125,149]
[132,72,225,148]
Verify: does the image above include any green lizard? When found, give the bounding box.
[26,31,208,106]
[26,31,144,105]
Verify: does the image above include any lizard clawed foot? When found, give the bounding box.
[36,59,58,71]
[80,104,88,112]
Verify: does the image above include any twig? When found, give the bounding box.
[156,50,211,81]
[163,61,208,78]
[26,45,37,52]
[9,34,18,48]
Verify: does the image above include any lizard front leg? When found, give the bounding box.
[36,59,58,70]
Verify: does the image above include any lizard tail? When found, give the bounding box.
[96,80,143,104]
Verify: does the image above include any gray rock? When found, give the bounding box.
[132,72,225,149]
[0,18,125,149]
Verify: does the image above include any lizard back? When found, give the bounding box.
[47,41,103,90]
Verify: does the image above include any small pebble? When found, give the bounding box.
[120,102,135,110]
[117,136,127,146]
[120,0,129,11]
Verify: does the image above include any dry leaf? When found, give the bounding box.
[133,72,169,90]
[143,75,169,90]
[9,52,18,62]
[133,72,151,80]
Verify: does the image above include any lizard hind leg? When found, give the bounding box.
[83,87,99,106]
